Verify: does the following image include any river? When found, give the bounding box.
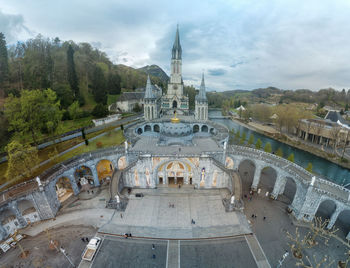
[210,110,350,186]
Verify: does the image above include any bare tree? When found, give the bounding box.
[330,126,341,153]
[287,217,350,268]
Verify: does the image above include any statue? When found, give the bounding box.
[35,176,42,187]
[171,110,180,123]
[115,194,120,203]
[124,140,128,151]
[230,195,235,204]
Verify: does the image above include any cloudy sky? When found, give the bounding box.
[1,0,350,92]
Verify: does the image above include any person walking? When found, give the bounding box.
[152,244,155,250]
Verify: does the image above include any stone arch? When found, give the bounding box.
[118,156,127,170]
[145,125,151,132]
[96,159,114,183]
[225,157,234,169]
[172,100,177,108]
[55,177,75,203]
[0,208,18,235]
[74,165,95,190]
[137,128,143,135]
[17,199,39,223]
[258,166,277,193]
[154,124,160,133]
[201,125,208,132]
[238,159,256,191]
[280,176,297,205]
[315,199,337,220]
[153,158,198,186]
[193,125,199,133]
[334,209,350,239]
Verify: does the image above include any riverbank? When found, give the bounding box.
[230,117,350,172]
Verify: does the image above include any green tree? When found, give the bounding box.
[240,132,246,144]
[235,130,240,141]
[248,134,254,146]
[91,65,107,104]
[107,72,121,95]
[0,32,9,88]
[5,140,39,180]
[67,44,80,98]
[255,138,262,149]
[68,101,82,120]
[276,147,283,157]
[306,162,313,173]
[264,142,272,153]
[287,153,295,162]
[5,89,62,144]
[92,103,108,118]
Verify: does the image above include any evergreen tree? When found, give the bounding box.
[276,147,283,157]
[92,103,108,118]
[287,153,295,162]
[91,65,107,104]
[235,130,240,140]
[0,32,9,88]
[240,132,246,144]
[248,134,254,146]
[107,72,121,95]
[306,162,313,173]
[255,138,262,149]
[67,44,79,98]
[264,142,272,153]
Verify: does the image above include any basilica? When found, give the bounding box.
[143,26,208,121]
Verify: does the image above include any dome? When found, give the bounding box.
[161,122,192,137]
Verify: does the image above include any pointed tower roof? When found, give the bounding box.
[144,75,155,99]
[172,25,182,60]
[197,73,207,101]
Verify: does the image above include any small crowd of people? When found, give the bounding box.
[81,237,90,242]
[123,233,132,238]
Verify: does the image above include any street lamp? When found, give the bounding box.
[276,251,289,268]
[336,120,350,159]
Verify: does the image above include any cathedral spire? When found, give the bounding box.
[144,75,155,99]
[198,73,207,100]
[172,25,182,60]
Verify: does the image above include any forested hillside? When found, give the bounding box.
[0,33,169,151]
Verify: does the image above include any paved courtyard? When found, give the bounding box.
[85,235,260,268]
[99,187,251,239]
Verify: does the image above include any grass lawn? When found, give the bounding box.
[0,129,125,189]
[60,116,93,133]
[54,129,125,163]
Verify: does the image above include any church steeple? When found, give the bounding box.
[198,73,207,100]
[144,75,155,99]
[172,25,182,60]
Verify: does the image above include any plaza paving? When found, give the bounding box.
[87,235,260,268]
[99,187,251,239]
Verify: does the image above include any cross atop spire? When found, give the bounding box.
[172,25,182,60]
[144,75,155,99]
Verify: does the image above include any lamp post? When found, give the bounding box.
[276,251,289,268]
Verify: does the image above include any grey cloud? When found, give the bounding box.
[208,68,226,76]
[0,10,30,43]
